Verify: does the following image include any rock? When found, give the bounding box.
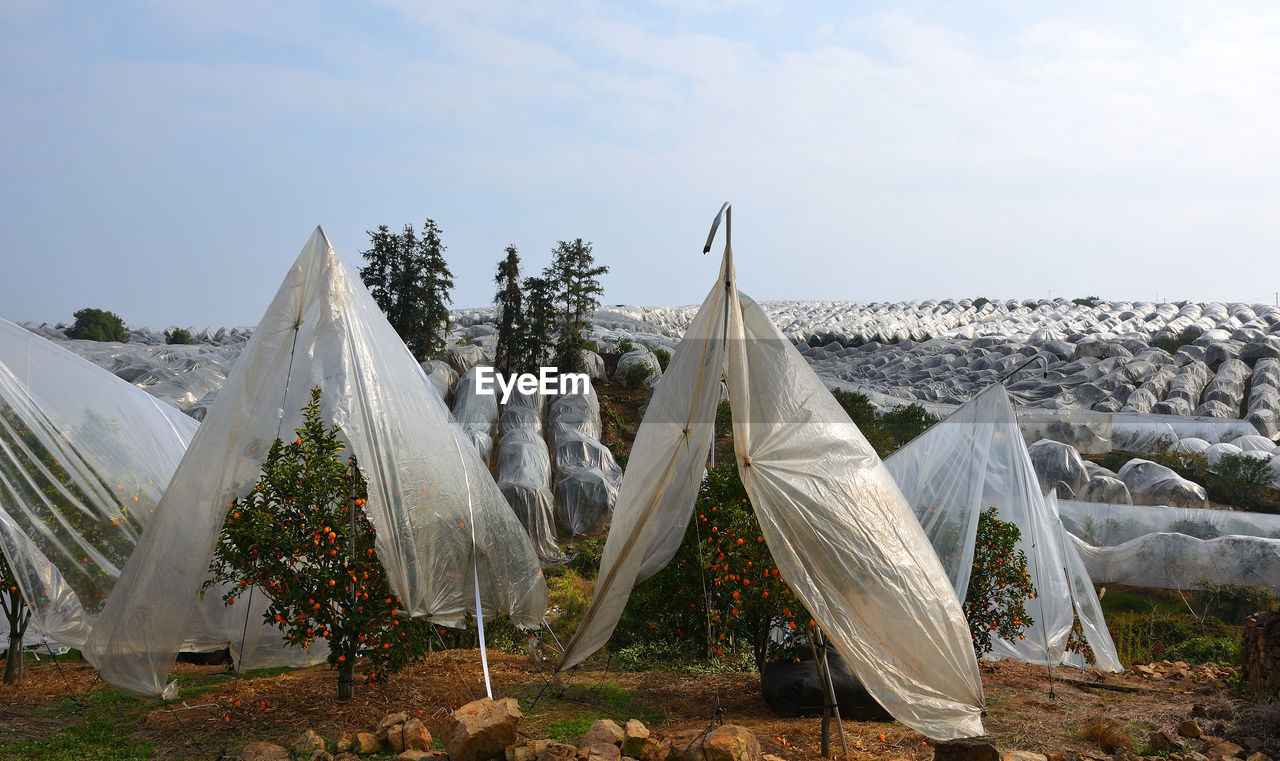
[934,738,1001,761]
[1179,721,1204,739]
[240,742,291,761]
[537,742,579,761]
[583,720,625,747]
[1044,753,1081,761]
[579,744,622,761]
[1148,731,1183,753]
[445,697,524,761]
[355,732,383,756]
[400,753,450,761]
[621,720,651,757]
[1002,752,1048,761]
[295,730,327,757]
[1205,741,1244,761]
[1243,610,1280,698]
[337,734,355,753]
[313,753,335,761]
[508,745,538,761]
[669,727,761,761]
[379,712,412,739]
[336,754,361,761]
[1244,753,1272,761]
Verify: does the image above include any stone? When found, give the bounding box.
[1001,753,1047,761]
[1205,741,1244,761]
[668,726,760,761]
[1045,753,1081,761]
[240,742,292,761]
[313,753,335,761]
[379,712,412,739]
[336,754,361,761]
[508,745,538,761]
[400,753,450,761]
[621,720,651,758]
[933,738,1002,761]
[537,742,579,761]
[445,697,524,761]
[1179,721,1204,739]
[355,731,383,756]
[1245,753,1272,761]
[295,730,328,757]
[337,734,355,753]
[583,720,626,747]
[388,720,430,754]
[1148,731,1183,753]
[580,744,622,761]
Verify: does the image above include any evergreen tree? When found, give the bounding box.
[522,275,556,370]
[547,238,607,373]
[418,219,454,357]
[493,245,525,376]
[358,220,454,360]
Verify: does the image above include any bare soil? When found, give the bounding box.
[0,651,1248,761]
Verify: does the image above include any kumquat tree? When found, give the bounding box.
[203,387,430,699]
[964,506,1036,658]
[619,463,806,671]
[2,550,31,685]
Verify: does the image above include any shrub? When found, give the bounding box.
[830,388,894,457]
[616,338,634,354]
[65,308,129,343]
[164,328,193,345]
[1163,636,1242,665]
[714,399,732,439]
[617,464,804,671]
[624,362,653,389]
[879,403,938,449]
[1192,582,1278,626]
[1072,296,1101,307]
[1207,454,1274,510]
[964,507,1036,658]
[203,387,430,698]
[653,348,671,371]
[971,297,990,311]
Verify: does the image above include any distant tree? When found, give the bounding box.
[66,308,129,343]
[547,239,607,374]
[164,328,193,345]
[964,507,1036,658]
[522,275,556,369]
[358,220,454,360]
[1,552,30,685]
[493,246,526,376]
[1072,296,1101,308]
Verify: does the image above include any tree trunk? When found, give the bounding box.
[4,636,21,685]
[337,659,354,700]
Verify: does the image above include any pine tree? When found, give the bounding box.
[547,238,608,373]
[493,245,525,376]
[358,220,454,360]
[522,275,556,370]
[418,219,454,357]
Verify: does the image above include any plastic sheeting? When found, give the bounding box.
[548,388,601,440]
[1117,459,1208,507]
[421,360,458,404]
[559,219,985,741]
[0,318,198,650]
[495,428,558,565]
[86,227,547,699]
[883,385,1119,672]
[1071,532,1280,593]
[452,366,500,463]
[549,384,617,537]
[1059,499,1280,545]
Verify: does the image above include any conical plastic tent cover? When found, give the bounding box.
[88,227,547,699]
[0,318,197,649]
[882,384,1120,672]
[559,230,985,740]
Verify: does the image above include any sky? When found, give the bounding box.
[1,0,1278,329]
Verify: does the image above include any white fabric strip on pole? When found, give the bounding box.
[560,204,985,741]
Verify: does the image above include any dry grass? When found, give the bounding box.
[1080,715,1134,754]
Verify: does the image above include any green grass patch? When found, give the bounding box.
[0,689,154,761]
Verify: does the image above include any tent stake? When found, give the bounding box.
[809,625,849,758]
